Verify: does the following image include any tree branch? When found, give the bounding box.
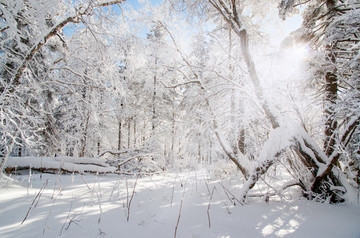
[160,80,204,89]
[12,16,78,91]
[11,0,126,89]
[311,116,360,192]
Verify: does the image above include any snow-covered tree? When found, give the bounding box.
[279,0,360,192]
[163,0,359,203]
[0,0,126,172]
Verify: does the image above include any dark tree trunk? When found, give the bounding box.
[324,46,338,157]
[118,121,122,150]
[152,75,157,134]
[133,118,137,148]
[80,80,91,157]
[238,128,245,154]
[127,118,131,148]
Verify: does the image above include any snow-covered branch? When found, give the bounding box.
[11,0,126,88]
[160,80,204,89]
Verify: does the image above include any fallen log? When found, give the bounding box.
[4,157,117,174]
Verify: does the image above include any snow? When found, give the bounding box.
[0,171,359,238]
[258,123,295,164]
[5,157,116,174]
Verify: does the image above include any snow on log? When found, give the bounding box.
[4,157,116,174]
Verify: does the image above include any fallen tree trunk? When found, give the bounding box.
[4,157,117,174]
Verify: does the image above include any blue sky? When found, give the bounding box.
[63,0,164,38]
[125,0,164,9]
[63,0,303,46]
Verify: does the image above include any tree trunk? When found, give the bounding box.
[152,74,157,134]
[0,133,17,174]
[80,85,91,158]
[324,45,338,157]
[118,120,122,150]
[97,141,101,155]
[238,128,245,154]
[127,118,131,148]
[152,56,158,136]
[79,113,90,157]
[133,118,137,148]
[42,90,61,156]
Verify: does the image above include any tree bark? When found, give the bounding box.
[152,74,157,134]
[118,120,122,150]
[127,118,131,148]
[238,128,245,154]
[323,46,338,157]
[133,118,137,148]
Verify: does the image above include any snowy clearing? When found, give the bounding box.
[0,171,359,238]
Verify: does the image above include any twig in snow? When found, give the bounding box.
[117,176,122,199]
[223,187,234,205]
[74,164,91,190]
[170,175,177,206]
[80,174,91,190]
[98,228,106,237]
[204,181,211,195]
[126,177,129,208]
[60,197,74,236]
[109,183,117,201]
[97,180,103,224]
[51,177,62,199]
[90,172,99,207]
[60,201,85,236]
[27,166,32,195]
[149,175,159,189]
[127,175,139,222]
[223,202,232,214]
[174,188,185,238]
[259,176,281,201]
[218,182,243,206]
[21,178,49,225]
[109,175,121,201]
[43,185,62,235]
[195,171,198,192]
[65,211,82,230]
[207,186,216,228]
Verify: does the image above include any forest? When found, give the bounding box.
[0,0,359,237]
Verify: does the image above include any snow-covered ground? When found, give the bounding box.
[0,171,359,238]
